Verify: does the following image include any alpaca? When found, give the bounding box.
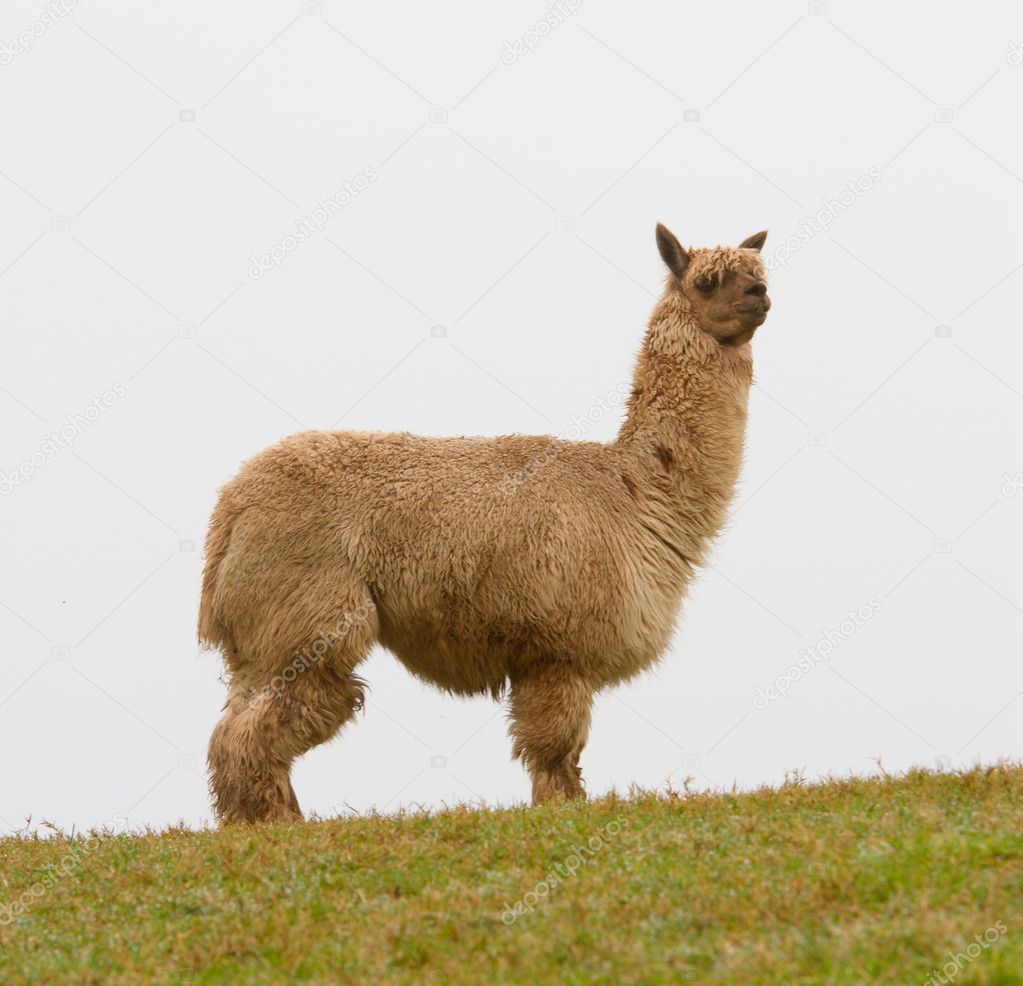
[201,223,771,823]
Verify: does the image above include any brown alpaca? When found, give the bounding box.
[200,223,771,823]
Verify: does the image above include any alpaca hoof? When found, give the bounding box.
[220,802,303,826]
[530,772,587,806]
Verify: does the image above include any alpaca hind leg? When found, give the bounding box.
[509,662,592,806]
[208,664,367,824]
[209,579,379,824]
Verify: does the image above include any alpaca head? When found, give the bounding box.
[655,223,770,347]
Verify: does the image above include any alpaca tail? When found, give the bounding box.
[198,496,238,653]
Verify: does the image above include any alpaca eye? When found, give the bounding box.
[696,279,715,294]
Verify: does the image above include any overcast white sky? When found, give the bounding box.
[1,0,1021,833]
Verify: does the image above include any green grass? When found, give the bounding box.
[2,766,1023,984]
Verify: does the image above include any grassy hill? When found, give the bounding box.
[2,765,1022,984]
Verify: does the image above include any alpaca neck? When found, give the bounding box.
[616,292,753,559]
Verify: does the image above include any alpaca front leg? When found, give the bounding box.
[509,661,593,805]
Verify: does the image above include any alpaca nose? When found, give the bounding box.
[744,281,767,297]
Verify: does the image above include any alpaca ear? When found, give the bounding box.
[656,223,690,278]
[739,230,768,252]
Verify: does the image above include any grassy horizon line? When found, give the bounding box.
[2,763,1022,983]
